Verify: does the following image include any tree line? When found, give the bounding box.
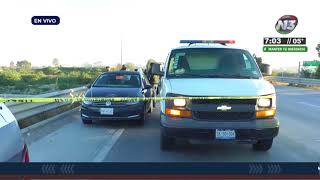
[0,58,158,94]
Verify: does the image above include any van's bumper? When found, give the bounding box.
[160,114,279,141]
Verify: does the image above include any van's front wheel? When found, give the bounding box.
[252,139,273,151]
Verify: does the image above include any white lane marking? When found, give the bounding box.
[298,102,320,109]
[93,128,124,162]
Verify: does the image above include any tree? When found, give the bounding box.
[315,65,320,79]
[16,60,32,72]
[52,58,60,67]
[82,62,93,68]
[93,61,104,67]
[3,70,21,84]
[124,63,137,71]
[253,54,263,69]
[301,68,312,78]
[9,61,15,69]
[316,43,320,58]
[113,63,122,71]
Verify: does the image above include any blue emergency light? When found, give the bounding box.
[180,40,235,45]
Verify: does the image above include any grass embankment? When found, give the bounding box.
[0,67,104,94]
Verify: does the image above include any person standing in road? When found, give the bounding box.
[120,65,127,71]
[105,66,110,72]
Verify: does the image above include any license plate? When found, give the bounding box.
[215,129,236,140]
[100,108,114,115]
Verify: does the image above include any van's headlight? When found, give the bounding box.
[165,93,191,118]
[256,95,276,118]
[173,99,186,107]
[257,98,271,107]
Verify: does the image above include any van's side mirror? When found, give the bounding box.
[151,63,164,76]
[261,64,272,76]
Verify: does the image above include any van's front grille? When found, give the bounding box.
[193,111,255,121]
[191,98,256,121]
[192,99,257,105]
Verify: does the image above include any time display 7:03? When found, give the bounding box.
[263,37,306,45]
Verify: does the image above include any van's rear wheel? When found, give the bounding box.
[252,139,273,151]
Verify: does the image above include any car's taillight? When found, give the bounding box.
[22,144,30,163]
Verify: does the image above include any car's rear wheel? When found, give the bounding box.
[160,132,176,150]
[82,118,93,125]
[252,139,273,151]
[137,112,145,125]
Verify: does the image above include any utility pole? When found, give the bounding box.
[120,39,123,65]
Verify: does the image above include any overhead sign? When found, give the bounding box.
[303,60,320,66]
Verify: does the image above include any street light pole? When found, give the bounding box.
[120,39,123,65]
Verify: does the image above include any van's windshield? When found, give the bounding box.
[167,48,262,79]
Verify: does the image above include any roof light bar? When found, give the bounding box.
[180,40,235,45]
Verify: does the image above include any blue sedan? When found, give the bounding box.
[81,71,155,125]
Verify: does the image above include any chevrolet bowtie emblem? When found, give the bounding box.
[217,105,232,111]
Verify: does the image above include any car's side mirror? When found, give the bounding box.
[86,84,92,89]
[151,63,164,76]
[260,63,272,76]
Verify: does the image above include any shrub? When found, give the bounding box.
[315,66,320,79]
[3,70,21,85]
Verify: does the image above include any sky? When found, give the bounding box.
[0,0,319,68]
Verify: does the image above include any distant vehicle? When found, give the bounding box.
[81,71,154,125]
[136,67,157,108]
[151,40,278,151]
[0,103,29,162]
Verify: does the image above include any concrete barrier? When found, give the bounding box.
[4,86,87,128]
[267,76,320,87]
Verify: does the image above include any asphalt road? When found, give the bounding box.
[25,85,320,162]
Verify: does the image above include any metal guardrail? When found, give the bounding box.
[4,86,87,122]
[267,76,320,86]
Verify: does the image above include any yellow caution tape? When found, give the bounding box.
[0,95,274,103]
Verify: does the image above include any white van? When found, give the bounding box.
[151,40,279,151]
